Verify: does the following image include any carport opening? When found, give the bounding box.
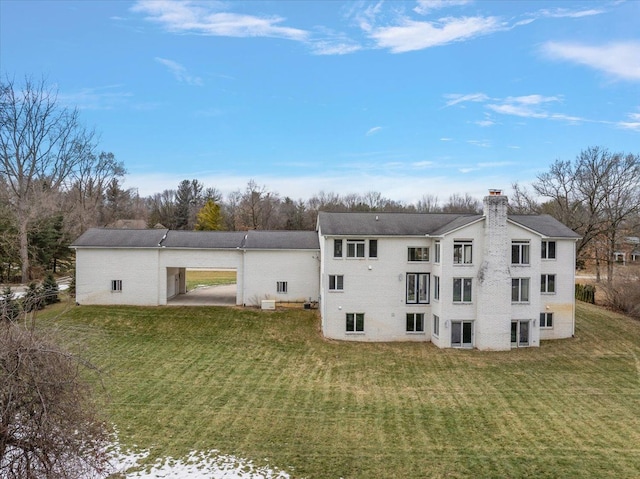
[169,268,237,306]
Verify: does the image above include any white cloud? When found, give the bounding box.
[311,40,362,55]
[475,119,495,127]
[616,112,640,131]
[155,57,203,86]
[538,8,606,19]
[443,92,490,107]
[366,126,383,136]
[369,15,504,53]
[58,85,133,110]
[414,0,472,15]
[542,41,640,81]
[132,0,309,41]
[486,95,562,119]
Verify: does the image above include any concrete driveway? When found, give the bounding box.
[167,284,236,306]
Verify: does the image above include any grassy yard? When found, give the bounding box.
[185,269,236,290]
[40,302,640,478]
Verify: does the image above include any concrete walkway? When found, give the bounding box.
[167,283,237,306]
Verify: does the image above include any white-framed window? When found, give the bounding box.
[453,278,472,303]
[451,321,473,348]
[407,273,429,304]
[329,275,344,291]
[512,241,530,265]
[511,320,530,347]
[540,312,553,328]
[433,275,440,301]
[276,281,288,294]
[346,239,365,258]
[433,314,440,337]
[408,247,429,262]
[541,274,556,293]
[369,239,378,258]
[512,278,530,303]
[334,239,343,258]
[346,313,364,332]
[453,241,472,264]
[406,313,425,333]
[111,280,122,292]
[434,241,441,263]
[541,240,556,259]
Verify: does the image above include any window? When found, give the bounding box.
[541,274,556,293]
[406,313,425,333]
[433,314,440,337]
[542,240,556,259]
[453,278,472,303]
[334,239,343,258]
[329,275,344,291]
[346,239,365,258]
[512,241,530,265]
[511,320,530,347]
[451,321,473,348]
[369,239,378,258]
[111,280,122,292]
[453,241,472,264]
[406,273,429,304]
[434,241,441,263]
[512,278,530,303]
[277,281,288,294]
[433,275,440,301]
[408,247,429,262]
[540,312,553,328]
[346,313,364,332]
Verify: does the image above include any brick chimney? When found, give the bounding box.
[476,190,511,350]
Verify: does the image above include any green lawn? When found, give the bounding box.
[185,269,236,290]
[41,302,640,478]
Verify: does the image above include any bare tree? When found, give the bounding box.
[0,77,97,281]
[415,194,440,213]
[0,321,110,478]
[533,147,640,280]
[441,193,482,214]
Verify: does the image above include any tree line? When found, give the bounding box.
[2,77,639,283]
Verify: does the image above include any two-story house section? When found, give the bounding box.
[316,190,580,350]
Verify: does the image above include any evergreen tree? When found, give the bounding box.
[42,272,60,304]
[195,199,224,231]
[1,287,20,322]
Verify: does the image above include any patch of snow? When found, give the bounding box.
[105,443,293,479]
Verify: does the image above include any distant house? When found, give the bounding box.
[71,191,580,351]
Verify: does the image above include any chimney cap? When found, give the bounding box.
[488,189,502,196]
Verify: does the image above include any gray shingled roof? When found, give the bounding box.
[244,230,319,250]
[71,228,319,250]
[317,212,479,236]
[162,230,247,249]
[71,228,169,248]
[318,211,580,238]
[509,215,581,239]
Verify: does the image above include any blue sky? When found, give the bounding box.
[1,0,639,204]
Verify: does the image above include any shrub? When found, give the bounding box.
[1,287,20,322]
[22,282,44,312]
[575,283,596,304]
[600,266,640,319]
[42,272,60,305]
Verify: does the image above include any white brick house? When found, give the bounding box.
[72,191,580,350]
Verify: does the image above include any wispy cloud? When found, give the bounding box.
[616,112,640,131]
[537,8,606,19]
[487,95,562,119]
[443,92,490,107]
[414,0,473,15]
[58,85,133,110]
[132,0,308,41]
[369,15,505,53]
[155,57,203,86]
[366,126,383,136]
[541,41,640,81]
